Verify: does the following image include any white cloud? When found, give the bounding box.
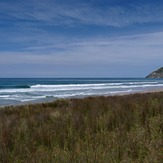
[0,32,163,66]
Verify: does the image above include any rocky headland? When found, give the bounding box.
[146,67,163,78]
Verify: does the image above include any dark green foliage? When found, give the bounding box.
[0,93,162,162]
[156,67,163,73]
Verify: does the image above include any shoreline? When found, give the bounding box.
[1,78,163,108]
[1,88,163,109]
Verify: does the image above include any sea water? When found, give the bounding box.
[0,78,163,106]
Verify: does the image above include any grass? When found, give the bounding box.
[0,92,163,162]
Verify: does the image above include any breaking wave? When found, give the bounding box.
[0,79,163,106]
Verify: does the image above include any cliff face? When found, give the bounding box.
[146,67,163,78]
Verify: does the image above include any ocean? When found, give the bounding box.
[0,78,163,106]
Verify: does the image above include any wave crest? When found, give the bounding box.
[0,85,30,89]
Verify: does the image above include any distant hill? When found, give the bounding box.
[146,67,163,78]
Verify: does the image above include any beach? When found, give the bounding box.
[1,78,163,107]
[1,0,163,162]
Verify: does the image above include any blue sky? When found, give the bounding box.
[0,0,163,77]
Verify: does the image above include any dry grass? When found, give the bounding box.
[0,92,163,162]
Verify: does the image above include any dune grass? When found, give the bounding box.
[0,92,162,162]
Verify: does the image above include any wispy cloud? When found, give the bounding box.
[1,0,163,27]
[1,32,163,65]
[1,0,163,52]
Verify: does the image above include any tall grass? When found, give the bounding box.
[0,92,162,162]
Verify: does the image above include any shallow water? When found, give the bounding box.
[0,78,163,106]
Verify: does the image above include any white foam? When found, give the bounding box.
[125,81,158,85]
[20,96,46,102]
[0,88,32,93]
[0,81,163,103]
[0,95,10,98]
[51,89,133,98]
[0,83,163,94]
[30,83,124,88]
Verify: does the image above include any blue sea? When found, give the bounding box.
[0,78,163,106]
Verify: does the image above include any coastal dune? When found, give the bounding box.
[0,91,162,162]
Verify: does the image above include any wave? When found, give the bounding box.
[0,81,160,90]
[0,83,163,94]
[123,81,159,85]
[30,83,124,88]
[15,85,30,89]
[0,79,162,106]
[49,89,133,98]
[30,83,163,91]
[0,95,47,102]
[30,81,161,88]
[0,85,30,89]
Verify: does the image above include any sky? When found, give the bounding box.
[0,0,163,77]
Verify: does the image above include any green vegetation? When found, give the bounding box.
[156,67,163,73]
[0,92,163,162]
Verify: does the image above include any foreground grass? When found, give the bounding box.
[0,92,163,162]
